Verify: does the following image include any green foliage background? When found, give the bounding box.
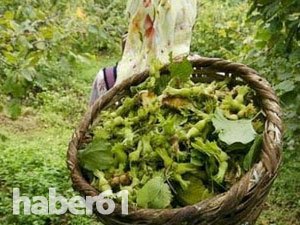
[0,0,299,224]
[0,0,127,119]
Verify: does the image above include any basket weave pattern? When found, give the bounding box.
[67,57,283,225]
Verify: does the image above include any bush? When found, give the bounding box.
[0,0,127,118]
[192,0,300,150]
[248,0,300,55]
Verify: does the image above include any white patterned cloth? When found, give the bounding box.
[116,0,198,84]
[90,0,198,104]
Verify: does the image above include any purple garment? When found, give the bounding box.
[89,66,117,106]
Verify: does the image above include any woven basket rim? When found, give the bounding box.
[67,56,283,225]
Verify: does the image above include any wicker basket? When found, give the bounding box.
[67,56,283,225]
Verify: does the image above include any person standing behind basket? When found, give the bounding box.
[89,34,127,106]
[89,64,118,106]
[90,0,197,105]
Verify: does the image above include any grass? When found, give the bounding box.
[0,55,119,225]
[258,147,300,225]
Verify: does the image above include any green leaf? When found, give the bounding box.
[88,25,98,34]
[21,68,36,82]
[3,51,18,64]
[129,140,142,162]
[160,114,183,136]
[7,99,22,120]
[136,176,172,209]
[243,135,263,171]
[78,137,114,172]
[274,80,295,96]
[3,11,14,20]
[168,57,193,82]
[0,133,8,142]
[191,149,205,167]
[34,41,46,50]
[154,74,172,95]
[18,35,33,49]
[191,139,228,184]
[3,75,26,98]
[175,174,212,205]
[212,109,257,146]
[256,28,272,41]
